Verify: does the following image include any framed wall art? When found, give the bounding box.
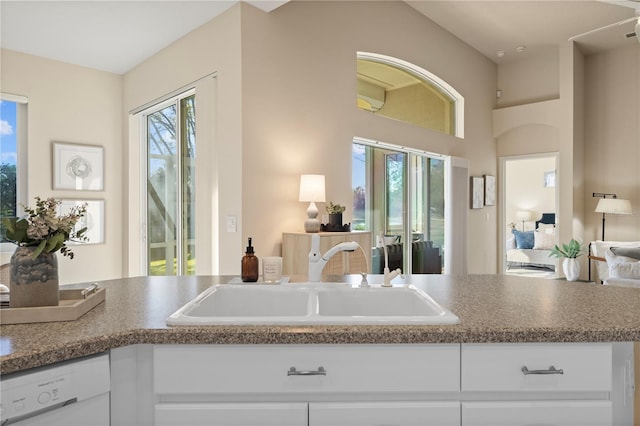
[471,176,484,209]
[53,142,104,190]
[59,199,105,244]
[484,174,496,206]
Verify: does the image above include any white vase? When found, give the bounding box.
[563,258,580,282]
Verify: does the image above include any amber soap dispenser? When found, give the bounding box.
[241,237,259,282]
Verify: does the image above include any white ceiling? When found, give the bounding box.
[1,0,638,75]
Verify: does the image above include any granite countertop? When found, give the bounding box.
[1,274,639,375]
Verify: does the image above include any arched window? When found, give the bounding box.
[357,52,464,138]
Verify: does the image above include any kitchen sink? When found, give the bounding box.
[166,283,459,326]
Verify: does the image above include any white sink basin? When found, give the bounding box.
[166,283,459,326]
[316,286,448,318]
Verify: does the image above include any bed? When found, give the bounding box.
[506,213,557,270]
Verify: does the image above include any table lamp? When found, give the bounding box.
[299,174,325,233]
[516,210,534,231]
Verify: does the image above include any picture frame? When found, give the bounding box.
[53,142,104,190]
[471,176,484,209]
[484,174,496,206]
[59,199,105,245]
[544,170,556,188]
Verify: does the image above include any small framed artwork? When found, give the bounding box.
[544,170,556,188]
[59,199,105,244]
[53,142,104,190]
[471,176,484,209]
[484,174,496,206]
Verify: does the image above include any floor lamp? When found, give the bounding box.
[593,193,632,240]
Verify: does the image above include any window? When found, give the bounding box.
[143,91,196,276]
[1,94,27,250]
[353,139,446,273]
[356,52,464,138]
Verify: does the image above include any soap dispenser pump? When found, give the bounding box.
[241,237,259,282]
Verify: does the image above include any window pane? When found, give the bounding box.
[352,143,366,231]
[148,104,178,276]
[385,152,405,234]
[356,59,456,136]
[1,101,17,243]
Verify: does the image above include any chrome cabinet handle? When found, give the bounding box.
[287,366,326,376]
[521,365,564,375]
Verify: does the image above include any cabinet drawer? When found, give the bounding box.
[461,343,612,392]
[155,402,307,426]
[461,401,612,425]
[310,401,460,426]
[154,344,460,395]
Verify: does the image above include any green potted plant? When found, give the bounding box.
[549,238,587,282]
[325,202,346,229]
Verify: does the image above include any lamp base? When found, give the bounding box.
[304,218,321,233]
[304,201,321,233]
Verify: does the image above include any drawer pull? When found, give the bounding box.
[521,365,564,375]
[287,366,326,376]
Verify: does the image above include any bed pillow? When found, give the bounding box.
[533,231,555,250]
[537,223,555,235]
[611,247,640,260]
[512,230,534,249]
[605,250,640,279]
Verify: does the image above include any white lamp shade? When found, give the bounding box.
[299,175,326,202]
[516,210,534,221]
[595,198,632,215]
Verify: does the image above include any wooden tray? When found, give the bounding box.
[0,287,106,324]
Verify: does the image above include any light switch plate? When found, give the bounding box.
[226,215,237,233]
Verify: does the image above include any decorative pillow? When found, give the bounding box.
[506,235,516,250]
[611,247,640,260]
[605,250,640,279]
[512,230,534,249]
[533,231,555,250]
[537,223,555,235]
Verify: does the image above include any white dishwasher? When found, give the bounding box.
[0,353,110,426]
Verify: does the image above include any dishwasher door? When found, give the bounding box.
[1,353,110,426]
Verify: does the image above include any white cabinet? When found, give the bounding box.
[461,401,612,426]
[111,342,633,426]
[309,401,460,426]
[155,402,308,426]
[460,343,615,426]
[152,344,460,426]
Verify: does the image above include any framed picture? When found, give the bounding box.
[471,176,484,209]
[544,170,556,188]
[484,174,496,206]
[59,199,105,244]
[53,142,104,190]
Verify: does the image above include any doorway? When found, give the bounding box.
[500,153,559,277]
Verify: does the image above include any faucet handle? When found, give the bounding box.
[359,272,369,288]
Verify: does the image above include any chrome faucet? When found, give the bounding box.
[308,234,361,282]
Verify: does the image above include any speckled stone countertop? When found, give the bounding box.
[1,274,639,375]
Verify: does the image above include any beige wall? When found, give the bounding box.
[584,44,640,242]
[497,49,559,108]
[240,1,497,273]
[0,49,123,284]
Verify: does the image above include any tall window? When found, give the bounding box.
[144,91,196,276]
[353,139,445,273]
[1,94,27,250]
